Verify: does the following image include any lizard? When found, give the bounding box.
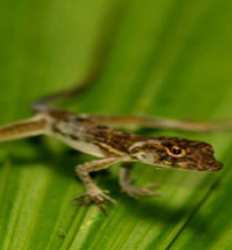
[0,87,229,207]
[0,9,230,208]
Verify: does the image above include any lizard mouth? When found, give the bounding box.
[176,159,223,171]
[204,160,223,171]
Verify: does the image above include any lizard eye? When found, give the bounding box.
[166,145,186,158]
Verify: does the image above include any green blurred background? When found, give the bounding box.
[0,0,232,249]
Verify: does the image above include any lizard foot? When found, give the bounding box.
[74,188,116,210]
[121,183,160,199]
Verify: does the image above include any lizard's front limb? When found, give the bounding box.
[119,163,159,198]
[75,157,124,206]
[86,115,232,133]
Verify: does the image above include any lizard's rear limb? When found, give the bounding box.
[84,115,232,133]
[0,115,48,142]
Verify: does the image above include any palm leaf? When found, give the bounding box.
[0,0,232,249]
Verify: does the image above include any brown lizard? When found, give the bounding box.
[0,93,229,206]
[0,11,230,207]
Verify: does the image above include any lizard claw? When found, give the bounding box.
[73,188,117,209]
[121,183,160,199]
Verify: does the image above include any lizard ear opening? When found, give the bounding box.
[132,151,155,165]
[129,140,161,165]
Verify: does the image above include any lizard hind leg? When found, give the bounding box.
[0,115,48,142]
[86,115,232,133]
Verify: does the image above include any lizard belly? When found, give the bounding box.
[70,140,106,157]
[49,120,127,157]
[56,135,106,157]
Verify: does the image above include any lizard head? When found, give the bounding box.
[129,137,222,171]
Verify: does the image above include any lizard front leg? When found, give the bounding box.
[119,163,159,198]
[75,157,124,206]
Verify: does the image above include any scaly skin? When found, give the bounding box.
[0,108,223,208]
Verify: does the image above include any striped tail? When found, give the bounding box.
[0,115,48,142]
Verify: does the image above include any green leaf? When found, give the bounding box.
[0,0,232,249]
